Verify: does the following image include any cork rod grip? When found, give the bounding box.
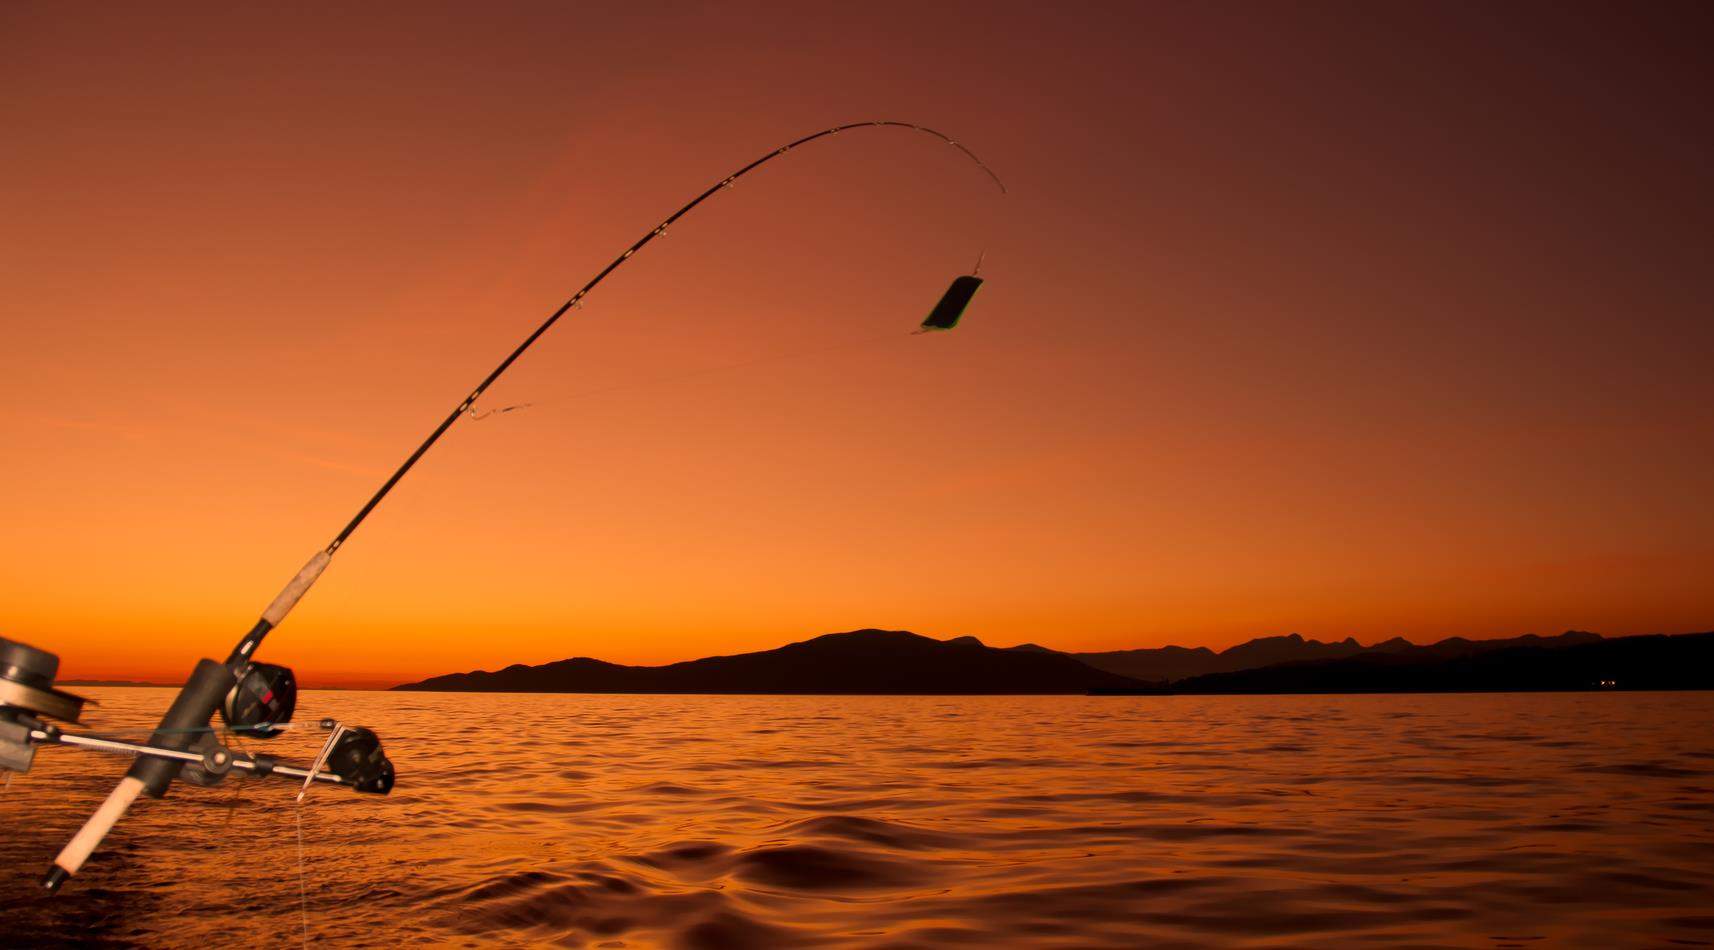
[43,776,146,891]
[261,551,331,627]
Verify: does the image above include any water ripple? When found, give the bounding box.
[3,690,1712,947]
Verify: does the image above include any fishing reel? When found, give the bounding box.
[182,658,392,795]
[175,659,391,793]
[320,725,395,795]
[221,662,390,792]
[3,636,394,796]
[222,660,297,738]
[6,632,396,894]
[1,635,88,775]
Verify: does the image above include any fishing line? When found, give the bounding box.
[295,800,310,948]
[295,724,343,948]
[466,403,533,421]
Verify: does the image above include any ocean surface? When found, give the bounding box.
[4,689,1713,948]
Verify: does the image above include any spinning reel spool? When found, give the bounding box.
[222,661,296,738]
[1,635,88,775]
[178,660,300,786]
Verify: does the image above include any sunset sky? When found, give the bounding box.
[4,3,1711,687]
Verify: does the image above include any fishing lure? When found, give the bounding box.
[2,120,1004,892]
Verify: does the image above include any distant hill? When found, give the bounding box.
[1163,631,1714,694]
[395,629,1143,694]
[394,628,1704,695]
[1060,631,1602,683]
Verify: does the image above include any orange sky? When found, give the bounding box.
[4,4,1711,688]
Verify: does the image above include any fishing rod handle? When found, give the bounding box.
[230,551,332,663]
[260,551,331,630]
[42,776,144,892]
[43,659,236,894]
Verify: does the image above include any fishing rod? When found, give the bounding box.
[5,120,1004,893]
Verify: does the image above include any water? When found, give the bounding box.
[4,689,1713,948]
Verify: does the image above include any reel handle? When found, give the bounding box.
[42,776,144,892]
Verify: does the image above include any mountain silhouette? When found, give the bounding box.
[1052,643,1219,683]
[1060,631,1602,683]
[392,628,1694,695]
[394,629,1143,694]
[1163,631,1713,693]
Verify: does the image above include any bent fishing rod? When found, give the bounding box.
[7,120,1005,892]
